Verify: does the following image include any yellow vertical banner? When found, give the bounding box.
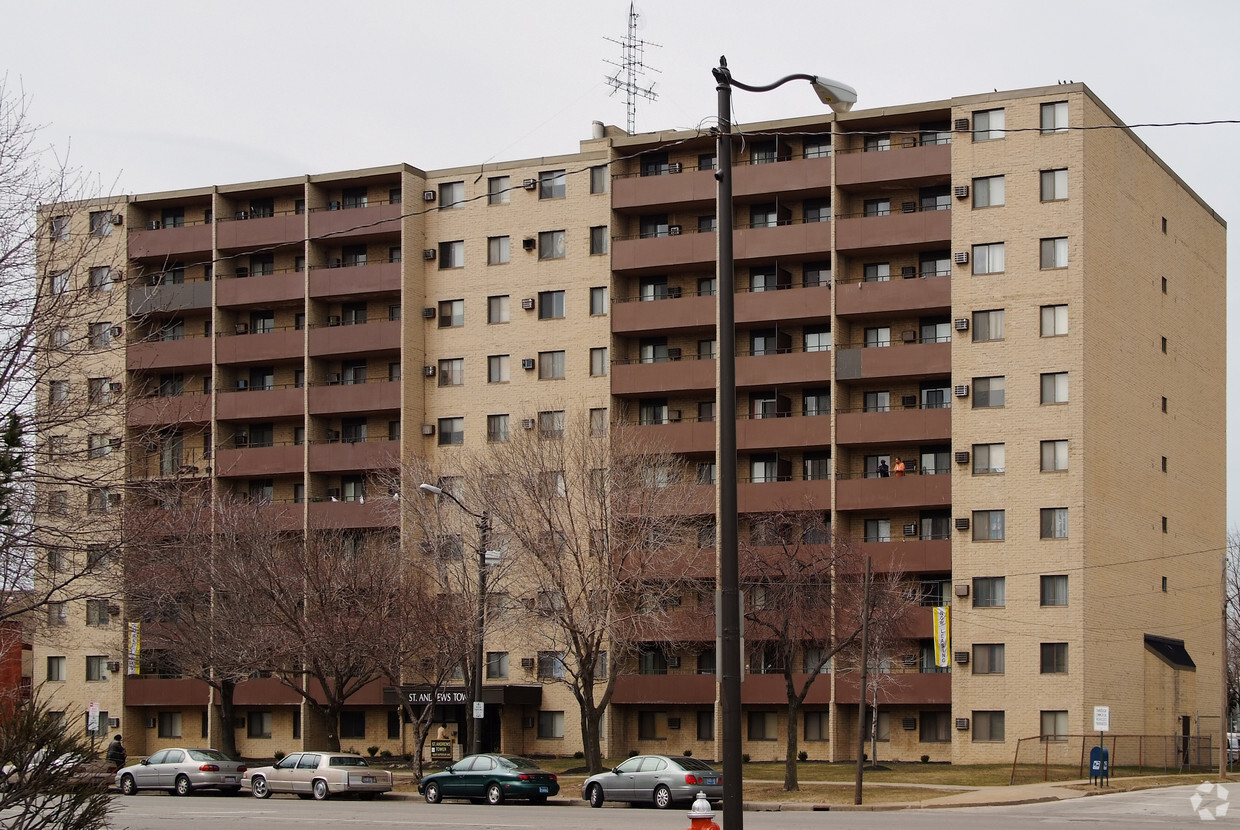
[932,606,950,667]
[127,622,141,676]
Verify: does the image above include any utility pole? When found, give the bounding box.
[853,557,872,805]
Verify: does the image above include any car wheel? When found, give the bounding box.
[653,784,672,809]
[588,784,604,808]
[120,774,137,796]
[486,782,504,805]
[424,781,442,804]
[312,779,330,801]
[251,776,271,799]
[174,775,193,796]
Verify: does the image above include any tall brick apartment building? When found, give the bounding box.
[32,83,1225,765]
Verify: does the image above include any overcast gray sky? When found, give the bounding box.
[6,0,1237,528]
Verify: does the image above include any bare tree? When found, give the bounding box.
[1226,527,1240,727]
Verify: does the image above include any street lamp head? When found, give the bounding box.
[811,76,858,113]
[417,483,444,495]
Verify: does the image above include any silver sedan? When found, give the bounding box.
[117,747,247,795]
[582,755,723,808]
[243,752,392,800]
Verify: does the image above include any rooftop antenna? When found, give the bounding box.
[604,3,660,134]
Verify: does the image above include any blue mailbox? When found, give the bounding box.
[1089,745,1109,785]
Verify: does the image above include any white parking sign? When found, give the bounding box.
[1093,706,1110,732]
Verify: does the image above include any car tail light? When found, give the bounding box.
[199,764,220,772]
[684,774,701,785]
[237,765,247,773]
[518,774,531,780]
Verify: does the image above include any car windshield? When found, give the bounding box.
[329,756,369,767]
[187,749,229,762]
[675,758,718,772]
[497,756,538,769]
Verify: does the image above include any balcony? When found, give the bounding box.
[859,539,952,574]
[738,672,832,705]
[128,223,212,260]
[835,472,951,511]
[308,319,400,358]
[835,341,951,382]
[214,444,304,478]
[834,669,950,706]
[611,357,715,396]
[216,213,304,251]
[308,261,401,299]
[738,284,831,325]
[126,337,211,372]
[613,293,714,335]
[617,413,831,455]
[215,329,304,365]
[612,167,717,211]
[738,478,832,512]
[124,677,210,707]
[835,142,951,187]
[611,231,716,272]
[256,502,305,532]
[308,379,400,415]
[611,673,715,705]
[737,350,831,388]
[233,676,307,706]
[128,281,212,316]
[308,498,396,530]
[611,221,833,273]
[126,504,208,539]
[308,439,399,473]
[835,209,951,251]
[835,275,951,317]
[216,271,306,307]
[307,202,401,241]
[216,386,304,421]
[127,394,210,428]
[835,406,951,445]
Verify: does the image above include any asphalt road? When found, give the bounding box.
[104,784,1228,830]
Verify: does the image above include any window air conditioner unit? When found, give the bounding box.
[954,517,970,530]
[111,214,124,226]
[107,661,121,673]
[903,717,917,730]
[107,717,121,728]
[666,656,680,668]
[235,379,249,390]
[521,418,536,430]
[954,651,970,665]
[235,433,248,447]
[955,583,970,597]
[423,365,436,377]
[422,307,436,319]
[423,249,436,260]
[235,323,249,335]
[327,373,341,384]
[667,286,683,298]
[326,429,340,442]
[668,162,683,174]
[522,716,535,729]
[668,224,682,236]
[954,318,970,331]
[668,410,682,423]
[326,488,341,500]
[956,717,971,730]
[521,358,536,370]
[903,523,918,537]
[901,201,917,214]
[421,424,435,436]
[327,315,342,326]
[901,329,918,343]
[954,118,970,131]
[148,220,162,230]
[901,395,918,407]
[666,347,682,360]
[953,251,969,264]
[954,451,971,464]
[901,265,916,278]
[668,716,682,729]
[522,237,536,251]
[520,297,536,310]
[522,179,537,190]
[953,384,969,397]
[423,190,436,201]
[145,717,157,729]
[520,656,536,668]
[954,185,970,199]
[108,382,123,393]
[110,326,123,338]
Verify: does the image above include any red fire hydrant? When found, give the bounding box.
[688,792,720,830]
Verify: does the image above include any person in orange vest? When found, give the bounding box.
[893,457,906,477]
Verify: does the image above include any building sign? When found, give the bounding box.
[403,689,468,705]
[430,740,453,759]
[127,622,141,676]
[932,606,951,668]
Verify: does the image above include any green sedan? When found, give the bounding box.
[418,754,559,805]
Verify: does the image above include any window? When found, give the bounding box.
[590,348,608,377]
[972,309,1004,342]
[538,290,565,319]
[864,391,890,413]
[972,711,1005,742]
[1040,643,1068,674]
[47,602,67,626]
[1041,372,1068,404]
[863,198,890,218]
[86,599,110,627]
[89,210,114,236]
[537,710,564,738]
[486,414,509,443]
[538,169,566,199]
[973,108,1005,141]
[804,262,831,287]
[804,326,831,353]
[88,487,116,513]
[50,215,70,241]
[640,214,669,238]
[747,711,777,741]
[487,176,510,205]
[438,358,463,386]
[920,711,950,743]
[1041,710,1068,742]
[973,577,1005,607]
[46,656,66,681]
[864,519,891,544]
[438,299,464,327]
[589,226,608,255]
[973,376,1005,408]
[158,712,182,739]
[487,236,510,265]
[589,165,607,194]
[590,286,608,315]
[342,187,368,208]
[247,712,273,739]
[437,417,463,446]
[804,137,831,158]
[1040,237,1068,269]
[1037,440,1069,475]
[1040,507,1069,539]
[89,266,112,293]
[49,379,69,405]
[486,652,509,679]
[538,351,565,379]
[1041,101,1069,134]
[538,410,565,439]
[438,181,464,209]
[696,462,717,485]
[973,644,1005,674]
[1040,304,1068,336]
[698,215,717,233]
[49,327,70,350]
[863,134,890,152]
[88,322,113,349]
[972,510,1005,541]
[537,652,566,679]
[972,443,1005,474]
[590,407,608,437]
[488,295,509,324]
[86,656,107,681]
[804,452,830,481]
[438,240,464,268]
[972,175,1005,208]
[804,198,831,223]
[972,243,1005,274]
[1041,168,1068,201]
[864,327,890,348]
[487,355,509,384]
[87,434,111,459]
[1040,575,1068,606]
[47,492,68,516]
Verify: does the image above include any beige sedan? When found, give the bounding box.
[242,752,391,800]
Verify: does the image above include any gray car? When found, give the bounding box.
[117,747,247,795]
[582,755,723,809]
[243,752,392,800]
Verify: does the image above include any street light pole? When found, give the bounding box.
[711,56,856,830]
